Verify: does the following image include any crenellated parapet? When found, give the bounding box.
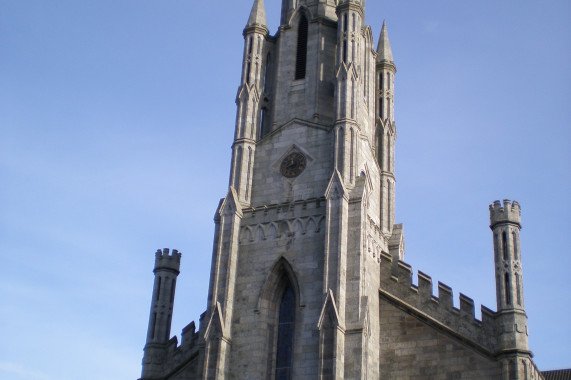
[490,199,521,228]
[140,316,206,380]
[380,252,499,355]
[154,248,181,274]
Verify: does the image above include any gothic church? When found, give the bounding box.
[139,1,555,379]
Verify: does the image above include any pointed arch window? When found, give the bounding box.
[275,285,295,380]
[295,16,308,80]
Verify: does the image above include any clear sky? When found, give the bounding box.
[1,1,569,379]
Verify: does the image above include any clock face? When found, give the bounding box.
[280,152,307,178]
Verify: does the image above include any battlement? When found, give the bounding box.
[380,252,499,354]
[154,248,182,273]
[490,199,521,228]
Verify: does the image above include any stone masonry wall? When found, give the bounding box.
[380,298,501,379]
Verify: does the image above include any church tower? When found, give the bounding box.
[201,0,398,378]
[139,2,552,380]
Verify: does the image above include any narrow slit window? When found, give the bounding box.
[516,274,521,306]
[512,231,518,260]
[156,277,162,301]
[246,62,252,84]
[494,233,499,261]
[295,16,308,80]
[170,279,176,303]
[245,148,253,200]
[502,231,508,260]
[234,147,243,190]
[505,273,511,305]
[350,129,354,182]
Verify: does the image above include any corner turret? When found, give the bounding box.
[376,21,396,122]
[375,21,397,234]
[489,200,531,380]
[230,0,272,205]
[141,248,181,379]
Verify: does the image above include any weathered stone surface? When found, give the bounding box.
[139,2,547,380]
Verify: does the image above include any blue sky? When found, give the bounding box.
[1,1,569,379]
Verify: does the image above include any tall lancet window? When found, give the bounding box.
[275,285,295,380]
[295,16,308,80]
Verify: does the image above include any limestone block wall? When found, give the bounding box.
[250,121,333,206]
[380,252,499,353]
[228,199,327,379]
[272,18,337,128]
[380,299,501,379]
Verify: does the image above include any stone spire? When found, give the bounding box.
[247,0,267,29]
[377,20,394,63]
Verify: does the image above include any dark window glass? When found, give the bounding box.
[295,16,308,80]
[275,285,295,380]
[505,273,511,305]
[502,231,508,260]
[246,62,252,84]
[156,277,162,301]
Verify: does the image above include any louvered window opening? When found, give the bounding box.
[295,16,308,80]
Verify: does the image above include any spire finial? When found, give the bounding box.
[377,20,394,63]
[247,0,267,29]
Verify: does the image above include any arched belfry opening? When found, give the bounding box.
[295,14,309,80]
[257,257,302,378]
